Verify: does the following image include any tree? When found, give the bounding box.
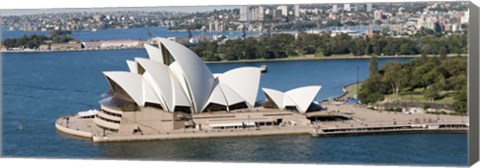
[382,62,408,95]
[421,46,428,60]
[398,39,418,55]
[439,46,447,59]
[370,34,387,56]
[243,37,258,59]
[224,39,244,60]
[358,73,385,104]
[351,37,366,56]
[453,85,467,114]
[369,55,378,75]
[330,33,352,54]
[423,85,441,101]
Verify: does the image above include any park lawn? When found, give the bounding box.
[385,93,455,105]
[345,83,361,98]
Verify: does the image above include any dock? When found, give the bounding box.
[311,123,467,136]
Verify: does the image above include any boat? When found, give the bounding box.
[260,64,268,73]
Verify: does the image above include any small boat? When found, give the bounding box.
[18,123,23,130]
[260,64,268,73]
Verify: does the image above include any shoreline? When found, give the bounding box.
[55,114,467,143]
[54,77,469,142]
[0,47,143,54]
[2,48,466,64]
[204,55,422,64]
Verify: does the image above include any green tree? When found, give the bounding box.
[243,37,258,59]
[330,33,352,54]
[382,62,408,95]
[358,73,385,104]
[453,85,467,114]
[439,46,447,59]
[369,55,378,75]
[423,85,441,101]
[351,37,366,56]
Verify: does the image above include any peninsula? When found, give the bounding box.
[55,38,468,142]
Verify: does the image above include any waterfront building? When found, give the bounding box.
[38,44,50,51]
[100,40,141,49]
[1,45,7,51]
[90,38,322,136]
[50,41,82,51]
[82,41,103,50]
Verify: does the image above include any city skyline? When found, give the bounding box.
[0,5,240,16]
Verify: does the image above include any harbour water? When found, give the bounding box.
[1,49,467,166]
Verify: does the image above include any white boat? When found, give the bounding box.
[260,64,268,73]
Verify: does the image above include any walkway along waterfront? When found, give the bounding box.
[55,102,468,142]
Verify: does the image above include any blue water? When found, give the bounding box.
[1,27,258,41]
[1,49,467,166]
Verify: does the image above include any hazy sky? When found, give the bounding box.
[0,5,240,16]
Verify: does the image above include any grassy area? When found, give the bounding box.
[350,82,455,105]
[385,92,455,104]
[345,83,361,99]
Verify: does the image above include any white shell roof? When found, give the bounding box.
[158,38,214,113]
[102,38,262,113]
[262,86,322,113]
[285,86,322,113]
[262,88,285,109]
[126,60,137,74]
[218,82,245,106]
[136,58,191,112]
[217,67,261,107]
[103,71,150,106]
[204,83,228,107]
[144,44,164,63]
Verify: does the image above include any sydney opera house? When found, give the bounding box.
[59,38,323,138]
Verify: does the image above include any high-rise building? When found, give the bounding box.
[253,6,265,21]
[294,4,300,18]
[273,9,283,19]
[277,5,288,16]
[344,4,351,12]
[374,10,383,21]
[239,6,251,22]
[265,8,271,15]
[332,4,338,13]
[208,21,214,32]
[366,3,372,12]
[214,20,220,32]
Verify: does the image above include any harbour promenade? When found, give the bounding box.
[55,101,468,142]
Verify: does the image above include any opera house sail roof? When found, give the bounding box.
[101,38,262,113]
[262,86,322,113]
